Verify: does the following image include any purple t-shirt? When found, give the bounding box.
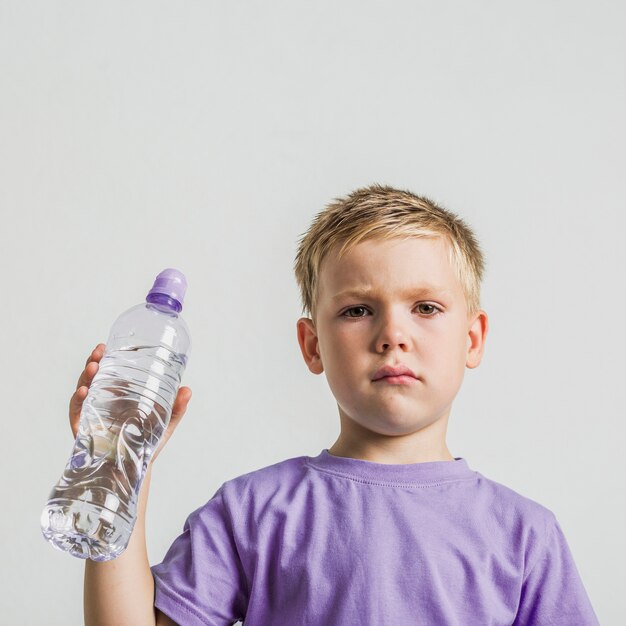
[151,450,599,625]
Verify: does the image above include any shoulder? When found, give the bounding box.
[476,470,553,512]
[181,454,312,532]
[470,469,557,548]
[215,453,311,508]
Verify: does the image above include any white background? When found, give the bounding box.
[1,1,623,624]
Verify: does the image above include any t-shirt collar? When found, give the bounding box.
[306,448,476,486]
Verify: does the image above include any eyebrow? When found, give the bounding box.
[332,285,450,301]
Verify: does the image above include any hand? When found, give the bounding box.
[69,343,193,463]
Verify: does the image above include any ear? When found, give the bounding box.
[296,317,324,374]
[465,310,488,369]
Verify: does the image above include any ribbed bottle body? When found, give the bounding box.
[41,301,190,561]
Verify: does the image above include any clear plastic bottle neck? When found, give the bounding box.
[146,293,182,314]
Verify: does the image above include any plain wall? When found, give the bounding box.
[1,1,624,623]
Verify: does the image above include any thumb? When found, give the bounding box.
[152,386,192,462]
[170,386,192,428]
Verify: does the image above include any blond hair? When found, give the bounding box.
[293,184,486,322]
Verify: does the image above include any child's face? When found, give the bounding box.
[297,236,488,442]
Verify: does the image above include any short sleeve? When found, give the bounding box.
[513,513,600,625]
[151,484,249,626]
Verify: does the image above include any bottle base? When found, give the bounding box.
[41,499,133,562]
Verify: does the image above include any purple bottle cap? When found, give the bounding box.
[146,268,187,313]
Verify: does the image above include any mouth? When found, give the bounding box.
[371,363,418,382]
[373,375,418,385]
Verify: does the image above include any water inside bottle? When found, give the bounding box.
[41,345,187,561]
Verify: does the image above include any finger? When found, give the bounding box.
[84,343,106,368]
[76,344,106,390]
[75,360,99,391]
[69,386,88,435]
[171,386,192,421]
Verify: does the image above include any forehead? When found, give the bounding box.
[319,236,461,299]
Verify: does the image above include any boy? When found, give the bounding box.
[72,184,600,625]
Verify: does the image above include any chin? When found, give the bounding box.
[361,417,425,437]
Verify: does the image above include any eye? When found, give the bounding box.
[416,303,442,316]
[342,306,370,318]
[340,303,442,318]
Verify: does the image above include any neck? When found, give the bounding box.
[328,439,454,464]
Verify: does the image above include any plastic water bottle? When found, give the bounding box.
[41,268,191,561]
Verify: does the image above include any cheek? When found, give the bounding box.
[421,330,465,369]
[323,339,351,370]
[322,329,364,373]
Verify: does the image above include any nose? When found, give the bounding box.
[374,309,411,353]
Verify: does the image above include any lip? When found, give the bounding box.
[371,363,418,381]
